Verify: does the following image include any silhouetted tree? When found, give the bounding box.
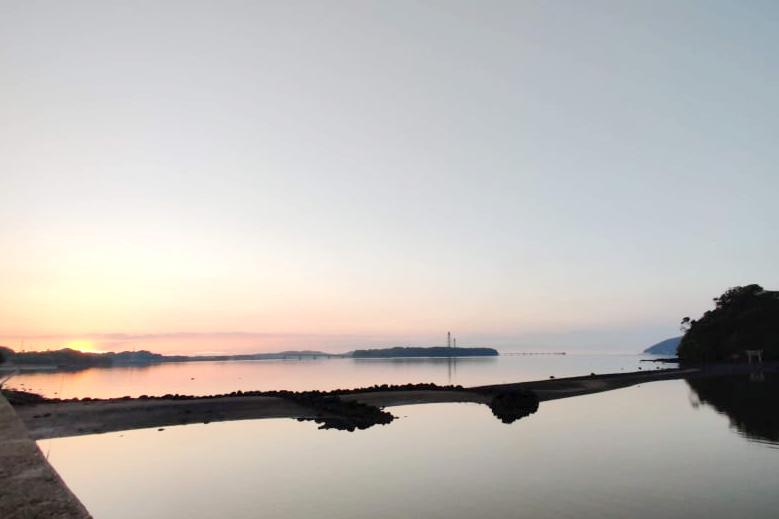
[678,284,779,362]
[680,317,691,333]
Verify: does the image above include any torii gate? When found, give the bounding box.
[745,349,763,364]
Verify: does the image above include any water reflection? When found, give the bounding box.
[686,373,779,447]
[10,354,652,400]
[486,389,539,423]
[39,381,779,519]
[351,356,496,385]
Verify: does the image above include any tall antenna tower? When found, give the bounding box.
[447,331,451,348]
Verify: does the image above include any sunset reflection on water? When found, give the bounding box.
[8,355,656,399]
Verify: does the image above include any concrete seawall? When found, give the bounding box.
[0,394,91,519]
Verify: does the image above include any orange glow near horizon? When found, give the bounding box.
[65,340,102,353]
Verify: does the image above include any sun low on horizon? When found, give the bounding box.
[65,340,103,354]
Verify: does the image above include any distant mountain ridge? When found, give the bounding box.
[643,337,681,355]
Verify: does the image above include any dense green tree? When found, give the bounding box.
[678,284,779,362]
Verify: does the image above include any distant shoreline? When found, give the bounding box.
[0,345,498,372]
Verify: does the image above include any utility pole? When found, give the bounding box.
[453,337,457,348]
[447,331,451,348]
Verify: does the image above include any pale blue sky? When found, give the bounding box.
[1,1,777,353]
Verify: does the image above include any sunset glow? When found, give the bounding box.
[1,1,777,356]
[2,4,779,519]
[65,340,100,354]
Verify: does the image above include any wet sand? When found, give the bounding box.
[13,367,697,439]
[477,366,701,401]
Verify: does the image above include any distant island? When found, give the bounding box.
[0,345,498,370]
[351,347,498,358]
[643,337,681,356]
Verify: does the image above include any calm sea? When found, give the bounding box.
[10,353,660,398]
[22,355,779,518]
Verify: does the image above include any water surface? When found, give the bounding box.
[39,374,779,519]
[10,354,663,398]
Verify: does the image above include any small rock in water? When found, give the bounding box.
[158,428,165,432]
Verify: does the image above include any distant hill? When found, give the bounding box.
[1,345,499,369]
[678,284,779,362]
[352,346,498,358]
[0,347,337,370]
[643,337,681,356]
[2,348,168,368]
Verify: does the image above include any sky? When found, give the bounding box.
[1,1,778,354]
